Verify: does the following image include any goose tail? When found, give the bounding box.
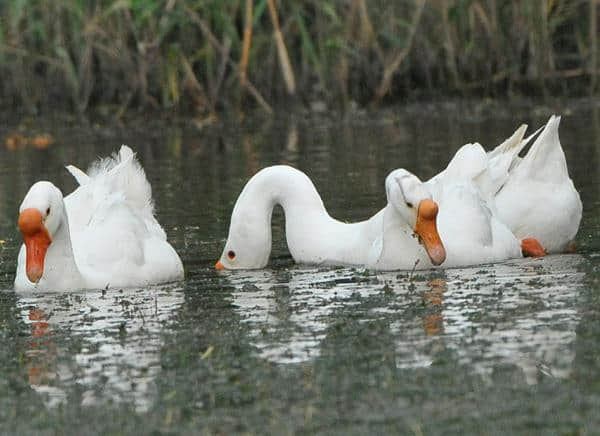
[87,145,155,216]
[65,165,91,186]
[488,124,528,160]
[517,115,568,181]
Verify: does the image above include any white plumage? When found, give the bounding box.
[494,116,582,253]
[426,115,581,257]
[216,115,582,271]
[15,146,184,291]
[215,163,519,271]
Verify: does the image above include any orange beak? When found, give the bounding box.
[18,208,52,283]
[215,260,225,270]
[414,199,446,266]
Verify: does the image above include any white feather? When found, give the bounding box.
[15,146,183,291]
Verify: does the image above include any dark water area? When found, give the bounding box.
[0,101,599,434]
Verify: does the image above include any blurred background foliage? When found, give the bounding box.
[0,0,598,116]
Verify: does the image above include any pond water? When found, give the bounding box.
[0,101,598,434]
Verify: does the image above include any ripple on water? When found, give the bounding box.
[226,255,585,385]
[0,108,598,433]
[17,284,184,412]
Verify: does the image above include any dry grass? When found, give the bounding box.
[0,0,597,115]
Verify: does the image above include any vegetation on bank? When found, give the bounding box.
[0,0,598,116]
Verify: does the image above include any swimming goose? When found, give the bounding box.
[426,115,581,256]
[15,146,184,291]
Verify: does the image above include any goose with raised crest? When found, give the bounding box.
[15,146,184,291]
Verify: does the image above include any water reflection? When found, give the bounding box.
[0,105,597,432]
[18,285,184,411]
[419,255,583,384]
[228,255,584,385]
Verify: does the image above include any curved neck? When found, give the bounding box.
[41,208,85,290]
[228,166,381,266]
[236,165,327,213]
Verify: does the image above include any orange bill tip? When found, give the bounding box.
[19,208,51,283]
[18,208,44,235]
[415,199,446,266]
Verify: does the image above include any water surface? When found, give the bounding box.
[0,102,599,434]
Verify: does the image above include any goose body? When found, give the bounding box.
[428,178,521,267]
[426,115,581,256]
[15,146,184,291]
[216,164,520,271]
[424,129,528,266]
[493,116,582,253]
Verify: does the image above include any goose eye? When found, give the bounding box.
[406,202,413,208]
[46,207,51,216]
[227,250,236,260]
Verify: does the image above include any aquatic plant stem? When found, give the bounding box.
[183,3,273,114]
[180,55,212,114]
[1,0,598,114]
[591,0,598,94]
[267,0,296,95]
[240,0,254,87]
[372,0,426,104]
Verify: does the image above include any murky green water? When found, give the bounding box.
[0,102,599,434]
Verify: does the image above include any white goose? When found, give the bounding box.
[435,115,582,255]
[492,115,582,253]
[215,163,521,271]
[15,146,184,291]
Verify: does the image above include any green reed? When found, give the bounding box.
[0,0,597,115]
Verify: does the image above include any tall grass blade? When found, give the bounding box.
[267,0,296,95]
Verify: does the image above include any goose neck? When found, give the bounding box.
[41,209,84,289]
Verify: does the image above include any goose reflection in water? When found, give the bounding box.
[19,285,184,411]
[228,255,584,385]
[437,255,583,384]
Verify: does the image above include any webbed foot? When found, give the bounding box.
[521,237,546,258]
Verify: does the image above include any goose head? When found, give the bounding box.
[18,181,65,283]
[215,209,272,271]
[385,169,446,266]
